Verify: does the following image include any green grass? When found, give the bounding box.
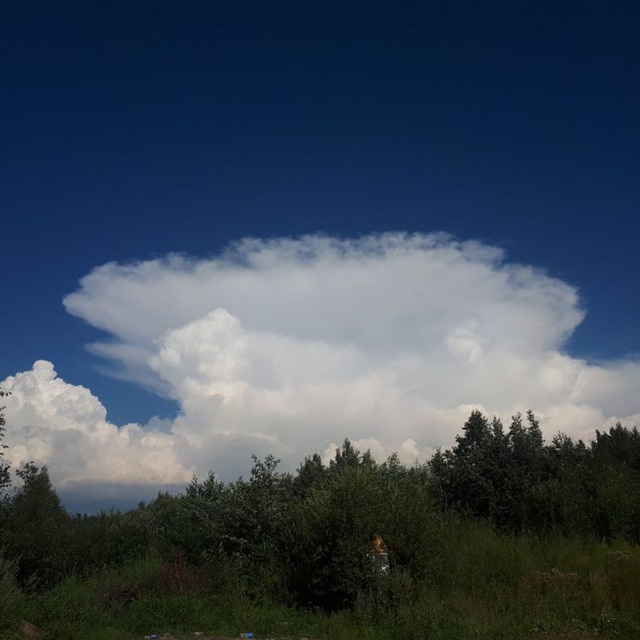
[4,524,640,640]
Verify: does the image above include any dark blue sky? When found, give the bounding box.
[1,1,639,424]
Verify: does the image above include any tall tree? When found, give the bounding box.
[330,439,362,471]
[6,462,70,587]
[0,390,11,498]
[293,453,327,495]
[429,411,495,519]
[592,423,640,470]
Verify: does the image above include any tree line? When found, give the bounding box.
[2,388,640,612]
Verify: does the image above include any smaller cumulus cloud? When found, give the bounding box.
[1,361,192,489]
[3,233,640,495]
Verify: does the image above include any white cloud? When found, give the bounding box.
[3,233,640,492]
[1,360,192,489]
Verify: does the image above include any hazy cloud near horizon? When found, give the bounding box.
[3,233,640,492]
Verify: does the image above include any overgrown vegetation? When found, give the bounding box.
[3,392,640,639]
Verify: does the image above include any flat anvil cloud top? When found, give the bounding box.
[3,234,640,491]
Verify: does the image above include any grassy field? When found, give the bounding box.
[4,521,640,640]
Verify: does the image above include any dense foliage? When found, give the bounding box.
[430,410,640,543]
[3,396,640,638]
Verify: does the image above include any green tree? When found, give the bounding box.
[429,409,561,534]
[293,453,327,496]
[589,423,640,542]
[330,439,363,472]
[529,433,590,536]
[592,423,640,470]
[0,390,11,499]
[432,410,494,519]
[5,462,70,588]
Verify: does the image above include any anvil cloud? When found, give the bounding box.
[3,234,640,493]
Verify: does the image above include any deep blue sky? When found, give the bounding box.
[1,1,639,425]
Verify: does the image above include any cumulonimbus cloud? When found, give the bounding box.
[3,233,640,492]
